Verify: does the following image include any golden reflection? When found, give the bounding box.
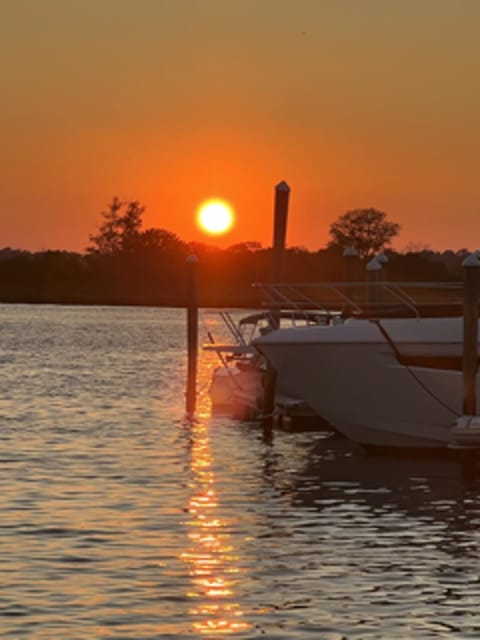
[181,420,249,635]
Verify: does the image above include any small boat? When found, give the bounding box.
[208,355,265,420]
[204,310,329,425]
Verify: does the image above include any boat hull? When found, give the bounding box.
[253,317,477,449]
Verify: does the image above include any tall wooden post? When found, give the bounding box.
[262,181,290,428]
[462,253,480,415]
[186,254,199,416]
[270,180,290,330]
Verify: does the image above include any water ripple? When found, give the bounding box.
[0,305,480,638]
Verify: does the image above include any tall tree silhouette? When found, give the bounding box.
[88,197,144,255]
[328,208,400,258]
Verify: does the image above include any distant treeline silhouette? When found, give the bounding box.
[0,197,470,306]
[0,244,469,307]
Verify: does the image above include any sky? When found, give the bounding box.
[1,0,479,253]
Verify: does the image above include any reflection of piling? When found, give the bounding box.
[261,367,277,440]
[462,253,480,415]
[365,256,383,309]
[270,181,290,330]
[262,368,277,418]
[186,255,199,416]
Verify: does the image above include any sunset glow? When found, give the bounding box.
[196,199,235,236]
[1,3,480,252]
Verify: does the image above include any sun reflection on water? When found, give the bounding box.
[181,420,249,635]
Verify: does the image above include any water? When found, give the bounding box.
[1,304,480,639]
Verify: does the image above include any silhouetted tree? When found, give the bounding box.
[328,208,400,258]
[87,197,187,259]
[87,197,145,255]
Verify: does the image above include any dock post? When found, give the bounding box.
[186,254,199,417]
[462,252,480,415]
[270,181,290,330]
[343,246,359,310]
[365,256,383,310]
[262,181,290,432]
[376,251,389,274]
[343,246,359,282]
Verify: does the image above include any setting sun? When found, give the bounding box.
[196,199,235,236]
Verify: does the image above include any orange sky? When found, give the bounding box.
[1,0,479,253]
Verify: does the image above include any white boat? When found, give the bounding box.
[204,310,329,424]
[253,314,479,450]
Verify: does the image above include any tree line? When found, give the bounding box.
[0,198,471,307]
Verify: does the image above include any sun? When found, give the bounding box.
[196,198,235,236]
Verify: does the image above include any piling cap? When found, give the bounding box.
[376,251,389,264]
[366,256,383,271]
[275,180,290,192]
[343,246,358,257]
[186,254,199,264]
[462,252,480,268]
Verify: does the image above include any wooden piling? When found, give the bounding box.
[462,253,480,415]
[186,254,199,416]
[270,181,290,330]
[343,246,359,282]
[343,246,360,309]
[376,251,389,267]
[365,256,383,309]
[271,181,290,281]
[262,181,290,430]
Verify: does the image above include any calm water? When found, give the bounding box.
[1,304,480,639]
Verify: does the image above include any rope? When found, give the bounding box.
[373,320,460,417]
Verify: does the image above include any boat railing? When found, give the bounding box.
[203,280,466,363]
[202,305,330,357]
[218,310,248,347]
[253,280,466,319]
